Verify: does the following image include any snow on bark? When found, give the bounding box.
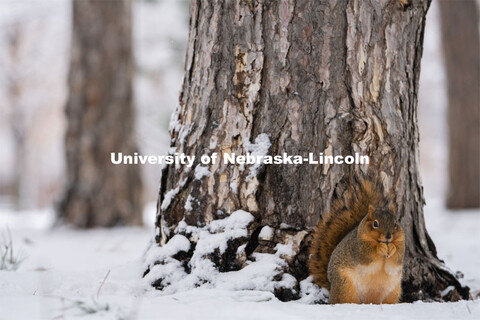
[194,165,212,180]
[160,187,179,211]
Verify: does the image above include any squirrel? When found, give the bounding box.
[308,177,405,304]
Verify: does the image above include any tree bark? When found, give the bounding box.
[146,0,468,302]
[439,0,480,209]
[58,0,143,228]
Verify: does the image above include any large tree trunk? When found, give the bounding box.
[145,0,468,302]
[439,0,480,209]
[58,0,143,228]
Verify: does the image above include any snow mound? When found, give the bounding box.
[143,209,323,300]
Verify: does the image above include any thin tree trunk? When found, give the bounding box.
[146,0,468,301]
[439,0,480,209]
[58,0,143,228]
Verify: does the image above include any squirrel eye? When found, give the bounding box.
[373,220,379,228]
[394,222,398,229]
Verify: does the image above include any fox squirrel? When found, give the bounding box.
[309,178,405,304]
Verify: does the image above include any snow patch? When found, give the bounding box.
[274,243,293,257]
[143,210,317,298]
[184,195,194,211]
[207,210,254,233]
[144,234,191,266]
[160,187,179,211]
[296,276,329,304]
[230,180,238,194]
[244,133,271,181]
[259,226,274,241]
[168,108,182,133]
[1,197,480,318]
[215,252,286,292]
[277,273,297,289]
[441,285,456,297]
[194,165,211,180]
[144,210,299,295]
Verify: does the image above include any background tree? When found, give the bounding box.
[439,0,480,209]
[58,0,143,227]
[145,0,468,301]
[4,26,27,210]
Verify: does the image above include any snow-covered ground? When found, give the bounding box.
[0,200,479,320]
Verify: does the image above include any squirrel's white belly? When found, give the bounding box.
[351,259,402,303]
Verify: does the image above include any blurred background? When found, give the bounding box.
[0,0,478,219]
[0,0,188,215]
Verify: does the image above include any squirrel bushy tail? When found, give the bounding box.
[309,176,390,289]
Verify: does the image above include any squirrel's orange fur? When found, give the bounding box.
[309,177,405,304]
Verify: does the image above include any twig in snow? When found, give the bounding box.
[466,304,471,315]
[0,227,27,271]
[97,270,111,299]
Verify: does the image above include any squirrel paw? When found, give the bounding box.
[377,242,397,258]
[376,243,388,257]
[387,243,397,258]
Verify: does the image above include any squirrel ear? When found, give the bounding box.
[368,204,375,218]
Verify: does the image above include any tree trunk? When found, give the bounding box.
[4,26,28,210]
[439,0,480,209]
[145,0,468,302]
[58,0,143,228]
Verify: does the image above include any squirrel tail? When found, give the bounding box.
[308,175,390,289]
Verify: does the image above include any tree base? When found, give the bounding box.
[144,212,469,303]
[402,255,470,302]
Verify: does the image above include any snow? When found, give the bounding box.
[1,1,480,319]
[144,234,190,265]
[258,225,274,241]
[297,276,329,304]
[194,165,212,180]
[207,210,254,233]
[0,196,479,319]
[2,192,478,320]
[160,187,180,211]
[244,133,272,181]
[184,195,194,211]
[213,253,287,292]
[230,180,239,194]
[144,210,266,295]
[0,202,479,320]
[274,243,294,257]
[441,286,456,298]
